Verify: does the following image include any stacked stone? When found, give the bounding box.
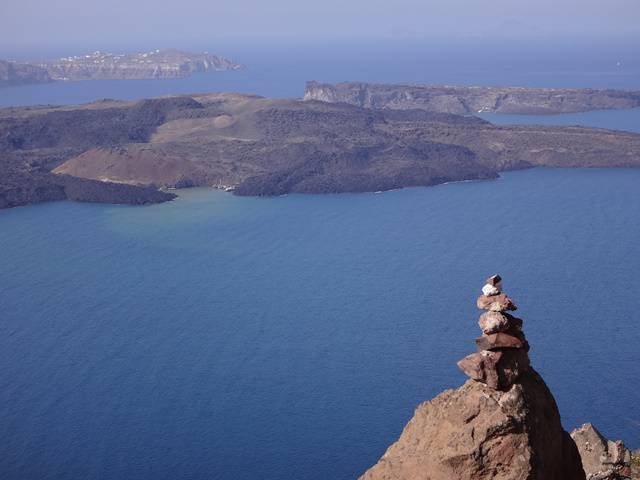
[457,274,531,390]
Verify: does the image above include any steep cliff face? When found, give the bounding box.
[360,275,586,480]
[304,81,640,115]
[0,60,51,87]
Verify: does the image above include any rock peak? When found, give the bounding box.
[359,275,586,480]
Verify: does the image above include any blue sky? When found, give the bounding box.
[1,0,638,51]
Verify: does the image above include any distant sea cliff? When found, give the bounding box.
[0,60,51,88]
[304,80,640,115]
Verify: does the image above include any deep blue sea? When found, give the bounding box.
[1,169,639,480]
[1,42,639,479]
[1,39,640,106]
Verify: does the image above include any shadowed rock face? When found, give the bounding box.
[360,371,585,480]
[2,92,640,208]
[304,81,640,115]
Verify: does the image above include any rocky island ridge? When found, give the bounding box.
[305,80,640,115]
[1,87,640,209]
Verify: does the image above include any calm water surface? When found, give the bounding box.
[1,40,639,107]
[480,108,640,133]
[1,41,639,479]
[1,168,639,480]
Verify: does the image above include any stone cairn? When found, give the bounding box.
[457,274,531,390]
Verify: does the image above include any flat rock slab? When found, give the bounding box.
[476,333,525,351]
[477,293,517,312]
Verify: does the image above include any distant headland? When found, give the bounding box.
[0,60,52,88]
[305,80,640,115]
[0,49,243,87]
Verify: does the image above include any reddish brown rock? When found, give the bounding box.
[478,311,523,334]
[570,423,632,480]
[477,293,517,312]
[457,348,530,390]
[503,327,530,352]
[360,369,586,480]
[476,332,525,351]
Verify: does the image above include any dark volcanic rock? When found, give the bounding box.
[56,175,176,206]
[0,171,67,209]
[0,168,175,209]
[233,141,491,196]
[0,96,204,151]
[360,369,585,480]
[2,91,640,208]
[0,96,201,207]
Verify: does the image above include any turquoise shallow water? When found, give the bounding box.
[1,168,639,480]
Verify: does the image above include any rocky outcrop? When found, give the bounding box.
[571,423,633,480]
[0,60,51,88]
[304,81,640,115]
[360,275,586,480]
[360,371,585,480]
[27,49,242,81]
